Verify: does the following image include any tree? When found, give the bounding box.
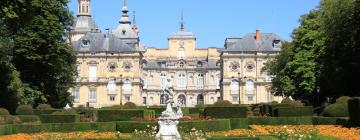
[319,0,360,98]
[0,40,23,113]
[0,0,76,108]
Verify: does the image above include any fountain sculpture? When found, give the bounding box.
[156,78,183,140]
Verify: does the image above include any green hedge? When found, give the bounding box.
[189,108,200,114]
[33,109,62,115]
[145,107,190,117]
[0,122,116,135]
[348,98,360,126]
[267,104,290,116]
[16,115,41,123]
[248,117,312,125]
[273,106,313,117]
[180,119,231,132]
[230,118,249,129]
[203,107,247,118]
[0,115,21,124]
[97,109,155,122]
[39,114,80,123]
[312,117,349,125]
[323,103,349,117]
[116,121,157,133]
[115,119,231,133]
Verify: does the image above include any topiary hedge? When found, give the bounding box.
[0,122,116,135]
[16,115,41,124]
[229,118,249,129]
[39,114,80,123]
[212,100,233,107]
[16,105,33,115]
[248,117,313,125]
[323,103,348,117]
[273,106,313,117]
[36,104,53,110]
[179,119,231,132]
[0,115,22,124]
[97,109,155,122]
[312,117,349,125]
[203,107,247,118]
[147,107,190,117]
[33,109,62,115]
[122,102,137,109]
[0,108,10,115]
[348,97,360,126]
[207,137,260,140]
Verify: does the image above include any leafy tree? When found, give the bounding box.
[319,0,360,98]
[0,0,76,108]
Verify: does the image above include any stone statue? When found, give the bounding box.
[156,77,182,140]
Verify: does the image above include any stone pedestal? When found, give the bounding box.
[155,102,182,140]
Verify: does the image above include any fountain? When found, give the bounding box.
[156,78,183,140]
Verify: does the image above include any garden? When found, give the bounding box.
[0,97,360,140]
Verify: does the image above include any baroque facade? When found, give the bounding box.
[70,0,283,107]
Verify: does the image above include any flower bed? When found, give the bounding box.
[0,132,131,140]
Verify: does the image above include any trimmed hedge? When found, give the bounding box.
[203,107,247,118]
[323,103,349,117]
[39,114,80,123]
[312,117,349,125]
[97,109,155,122]
[115,119,231,133]
[267,104,290,116]
[146,107,190,117]
[273,106,313,117]
[189,108,200,114]
[33,109,62,115]
[0,122,116,135]
[0,108,10,115]
[248,117,312,125]
[230,118,249,129]
[348,98,360,126]
[16,105,33,115]
[0,115,21,124]
[16,115,41,123]
[116,121,157,133]
[180,119,231,132]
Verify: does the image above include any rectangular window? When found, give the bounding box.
[143,97,147,105]
[109,96,115,101]
[76,64,81,82]
[197,74,204,89]
[125,96,130,102]
[248,95,253,101]
[89,88,97,102]
[232,96,238,102]
[89,65,97,82]
[72,88,80,102]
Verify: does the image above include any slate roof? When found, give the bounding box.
[168,29,196,39]
[71,16,99,33]
[72,32,140,53]
[142,60,220,69]
[224,33,282,52]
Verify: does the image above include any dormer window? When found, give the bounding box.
[122,30,126,35]
[197,61,203,67]
[273,40,281,48]
[81,39,90,47]
[179,62,185,68]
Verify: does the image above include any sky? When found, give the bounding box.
[67,0,321,48]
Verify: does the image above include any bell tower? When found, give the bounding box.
[78,0,91,16]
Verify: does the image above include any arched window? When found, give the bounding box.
[179,47,185,59]
[215,74,220,88]
[197,74,204,89]
[178,95,186,106]
[160,94,166,105]
[177,73,186,89]
[123,79,132,93]
[179,62,185,68]
[197,95,204,105]
[160,73,166,89]
[246,80,254,95]
[107,79,117,94]
[231,79,239,95]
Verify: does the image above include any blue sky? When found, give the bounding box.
[67,0,320,48]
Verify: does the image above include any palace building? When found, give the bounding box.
[69,0,283,108]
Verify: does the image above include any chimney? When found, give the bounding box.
[256,29,260,42]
